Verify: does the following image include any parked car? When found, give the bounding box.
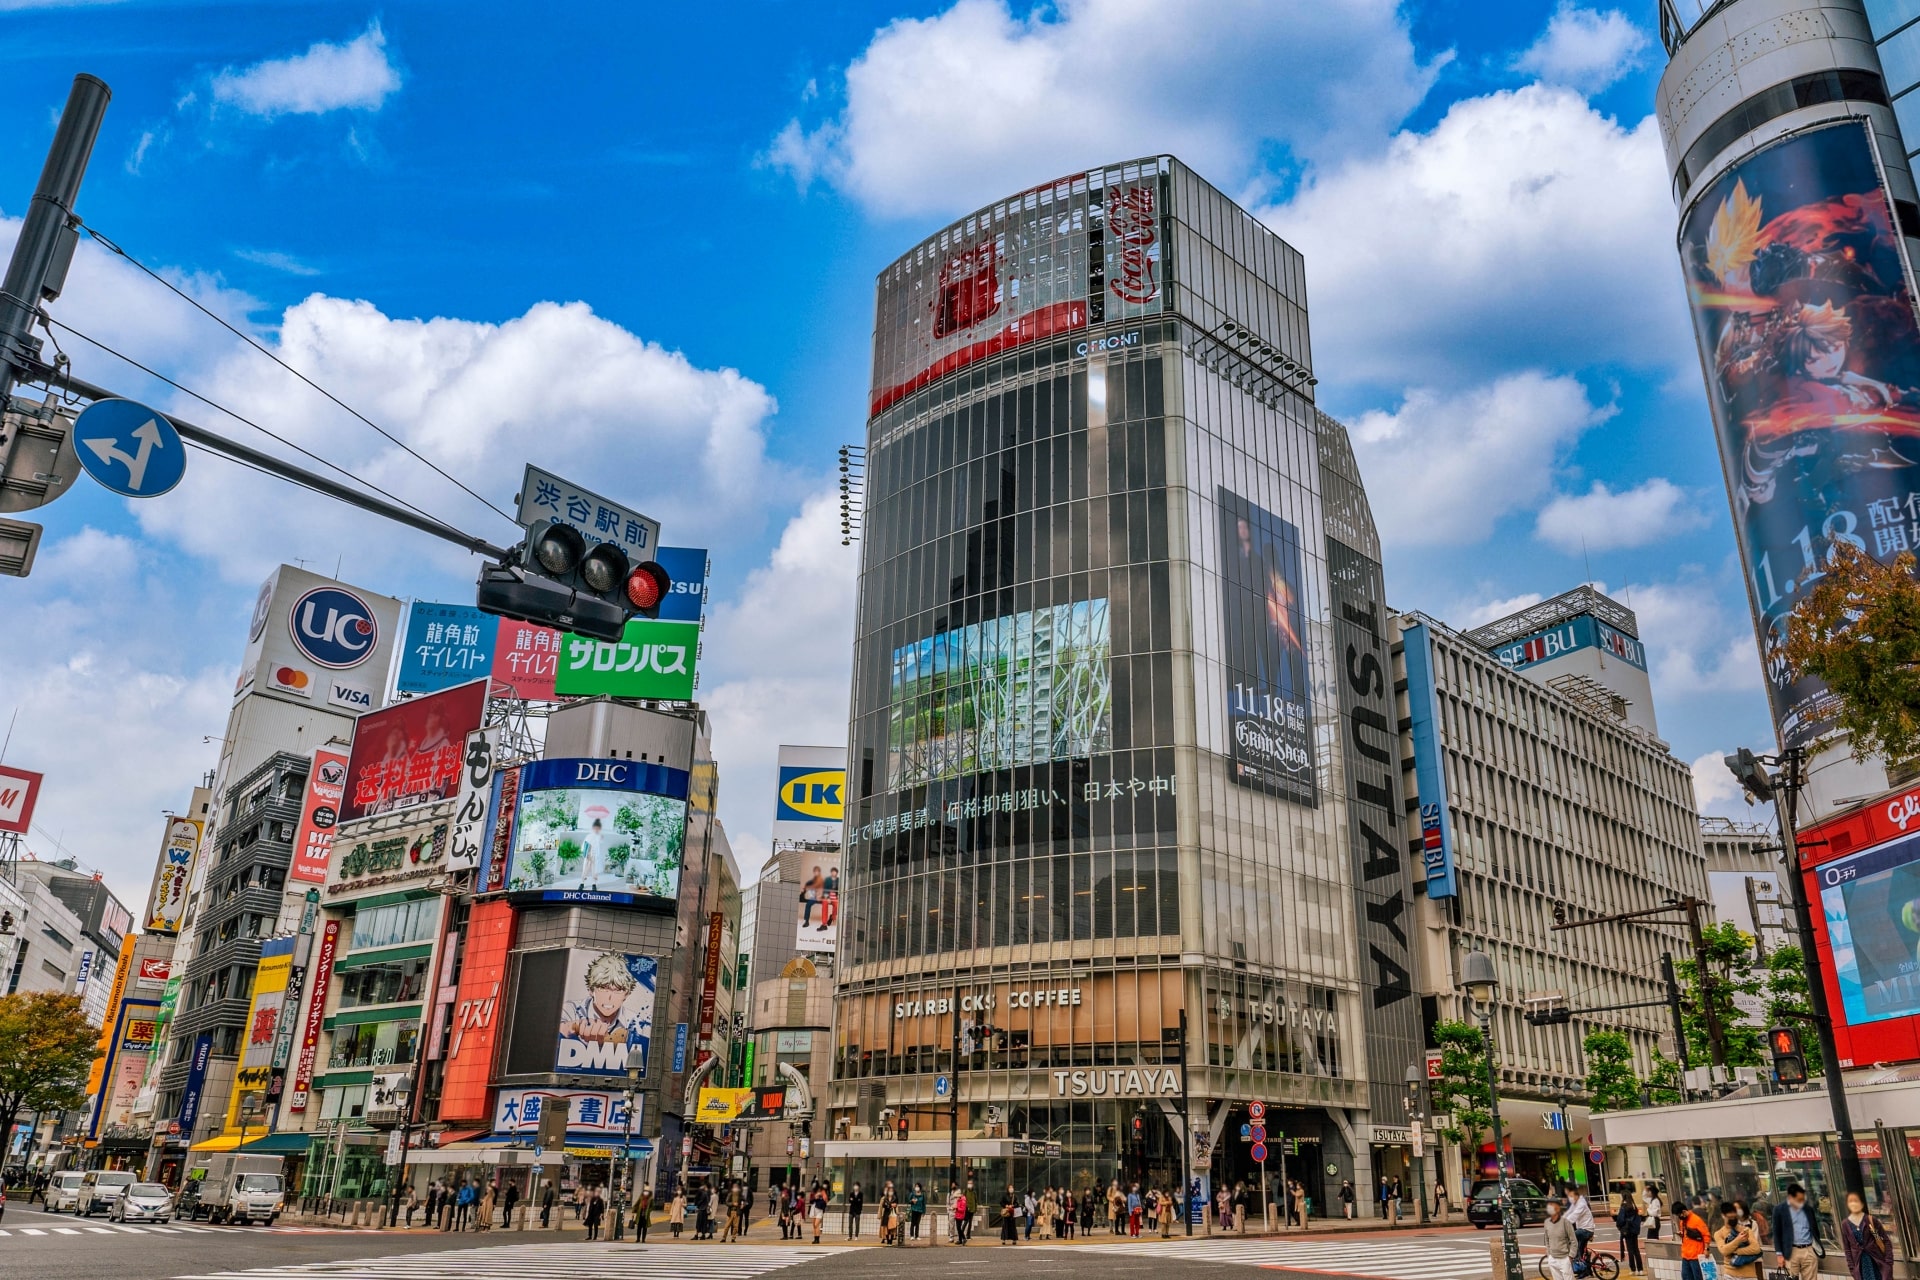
[109,1183,174,1224]
[48,1171,85,1213]
[1468,1178,1550,1228]
[75,1170,137,1217]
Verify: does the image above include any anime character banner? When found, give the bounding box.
[556,949,656,1076]
[1216,486,1318,805]
[1680,121,1920,749]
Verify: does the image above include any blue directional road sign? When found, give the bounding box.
[934,1075,951,1099]
[73,398,185,497]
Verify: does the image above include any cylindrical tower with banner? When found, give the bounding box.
[1657,0,1920,767]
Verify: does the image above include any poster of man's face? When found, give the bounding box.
[555,950,656,1075]
[1216,486,1317,806]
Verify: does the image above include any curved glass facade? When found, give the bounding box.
[830,157,1421,1209]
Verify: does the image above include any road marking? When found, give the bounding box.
[53,1226,81,1234]
[169,1241,856,1279]
[20,1227,46,1235]
[86,1226,115,1233]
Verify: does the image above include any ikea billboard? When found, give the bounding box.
[771,745,844,843]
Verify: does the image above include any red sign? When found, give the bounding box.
[0,763,44,835]
[697,910,724,1044]
[1426,1050,1444,1080]
[483,766,520,893]
[1774,1145,1823,1162]
[340,680,486,822]
[490,620,560,700]
[287,919,340,1111]
[439,899,515,1122]
[290,747,348,884]
[1106,183,1159,305]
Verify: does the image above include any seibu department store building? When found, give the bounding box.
[825,156,1424,1212]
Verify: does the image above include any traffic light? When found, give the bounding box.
[1769,1026,1808,1084]
[898,1115,909,1140]
[476,519,672,643]
[1551,901,1568,929]
[1132,1113,1144,1140]
[1724,749,1776,804]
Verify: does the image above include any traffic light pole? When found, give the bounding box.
[1773,748,1866,1205]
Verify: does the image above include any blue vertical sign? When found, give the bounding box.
[397,603,500,694]
[651,548,709,624]
[1402,622,1459,900]
[176,1033,215,1134]
[672,1022,689,1073]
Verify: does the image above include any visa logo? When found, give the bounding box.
[778,767,844,821]
[329,682,373,710]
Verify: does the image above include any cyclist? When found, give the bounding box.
[1567,1184,1598,1270]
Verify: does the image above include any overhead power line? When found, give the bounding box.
[77,220,518,526]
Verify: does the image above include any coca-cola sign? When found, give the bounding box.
[1105,183,1160,306]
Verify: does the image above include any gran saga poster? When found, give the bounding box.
[1680,120,1920,749]
[1217,486,1317,805]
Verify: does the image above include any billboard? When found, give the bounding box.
[772,744,844,842]
[448,728,499,873]
[1489,613,1647,673]
[695,1087,752,1124]
[1217,487,1317,805]
[289,748,347,884]
[492,1087,638,1141]
[327,816,448,895]
[1678,120,1920,749]
[0,763,43,835]
[175,1033,214,1136]
[440,898,514,1121]
[287,919,340,1112]
[795,854,839,954]
[869,163,1167,416]
[398,603,499,695]
[552,619,701,700]
[1402,621,1459,899]
[557,950,656,1075]
[887,598,1112,789]
[501,757,688,904]
[225,936,294,1132]
[339,679,487,822]
[144,815,203,933]
[234,565,401,711]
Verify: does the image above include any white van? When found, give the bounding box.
[48,1171,85,1213]
[76,1170,137,1217]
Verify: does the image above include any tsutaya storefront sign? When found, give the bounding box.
[1051,1067,1183,1098]
[895,984,1083,1018]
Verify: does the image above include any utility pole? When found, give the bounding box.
[948,977,960,1197]
[1659,953,1692,1090]
[0,74,109,408]
[1679,896,1730,1070]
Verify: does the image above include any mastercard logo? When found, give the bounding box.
[274,667,311,689]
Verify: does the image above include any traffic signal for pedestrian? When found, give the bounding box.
[898,1115,909,1140]
[476,519,672,643]
[1768,1026,1807,1084]
[1724,749,1776,804]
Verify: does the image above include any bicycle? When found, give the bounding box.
[1538,1247,1620,1280]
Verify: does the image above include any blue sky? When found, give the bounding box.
[0,0,1774,910]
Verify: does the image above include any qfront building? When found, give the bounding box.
[828,157,1426,1209]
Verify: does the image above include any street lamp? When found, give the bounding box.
[1403,1065,1429,1225]
[610,1045,645,1242]
[1461,950,1522,1280]
[385,1075,415,1228]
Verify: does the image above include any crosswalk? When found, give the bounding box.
[0,1220,270,1237]
[170,1242,853,1280]
[1066,1235,1515,1280]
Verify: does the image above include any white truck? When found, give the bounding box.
[183,1153,285,1225]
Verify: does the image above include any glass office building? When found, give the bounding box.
[826,157,1425,1212]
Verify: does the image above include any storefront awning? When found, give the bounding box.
[238,1132,313,1154]
[404,1141,562,1167]
[188,1135,244,1152]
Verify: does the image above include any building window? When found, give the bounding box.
[319,1084,368,1120]
[351,900,438,951]
[327,1019,420,1069]
[337,956,431,1009]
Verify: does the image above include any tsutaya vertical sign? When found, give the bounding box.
[1401,621,1458,900]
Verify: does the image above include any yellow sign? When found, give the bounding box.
[86,934,139,1097]
[695,1087,753,1123]
[776,768,845,823]
[222,939,294,1136]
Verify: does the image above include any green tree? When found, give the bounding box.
[0,992,98,1154]
[1673,921,1766,1067]
[1644,1051,1684,1106]
[1764,944,1822,1077]
[1780,542,1920,762]
[1430,1020,1494,1181]
[1582,1029,1643,1112]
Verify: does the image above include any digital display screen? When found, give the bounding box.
[501,758,688,906]
[887,598,1112,789]
[1822,829,1920,1026]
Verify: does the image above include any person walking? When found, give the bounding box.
[810,1184,828,1244]
[1677,1198,1714,1280]
[949,1184,966,1244]
[1434,1179,1450,1222]
[1644,1185,1665,1241]
[669,1188,686,1238]
[847,1181,865,1239]
[403,1183,419,1227]
[541,1183,556,1228]
[1770,1183,1828,1280]
[910,1183,926,1240]
[722,1182,742,1243]
[1616,1191,1645,1274]
[455,1179,476,1231]
[1340,1179,1355,1220]
[1024,1188,1037,1240]
[583,1188,604,1242]
[478,1183,496,1233]
[1842,1191,1894,1280]
[1716,1201,1766,1280]
[502,1180,519,1229]
[878,1183,896,1245]
[1544,1199,1577,1280]
[634,1187,652,1243]
[1294,1180,1310,1231]
[1000,1186,1019,1244]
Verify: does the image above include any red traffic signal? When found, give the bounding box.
[626,560,671,615]
[1768,1025,1807,1084]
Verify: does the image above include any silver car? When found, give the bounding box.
[110,1183,173,1224]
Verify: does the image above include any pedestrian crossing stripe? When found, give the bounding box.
[0,1221,269,1237]
[1062,1237,1505,1280]
[170,1242,854,1280]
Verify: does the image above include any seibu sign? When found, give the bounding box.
[1051,1067,1182,1098]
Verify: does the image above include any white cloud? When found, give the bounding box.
[1459,591,1546,629]
[1347,372,1614,547]
[211,22,401,118]
[1535,478,1708,552]
[702,490,858,874]
[768,0,1439,219]
[1690,750,1750,817]
[233,248,322,277]
[1262,85,1686,389]
[1617,576,1763,698]
[1515,5,1649,94]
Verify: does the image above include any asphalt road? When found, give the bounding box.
[0,1202,1564,1280]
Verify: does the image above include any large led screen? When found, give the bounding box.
[1217,487,1317,806]
[502,758,687,906]
[1821,829,1920,1026]
[887,599,1112,790]
[1679,121,1920,749]
[557,949,656,1075]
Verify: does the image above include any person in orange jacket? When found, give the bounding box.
[1678,1200,1715,1280]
